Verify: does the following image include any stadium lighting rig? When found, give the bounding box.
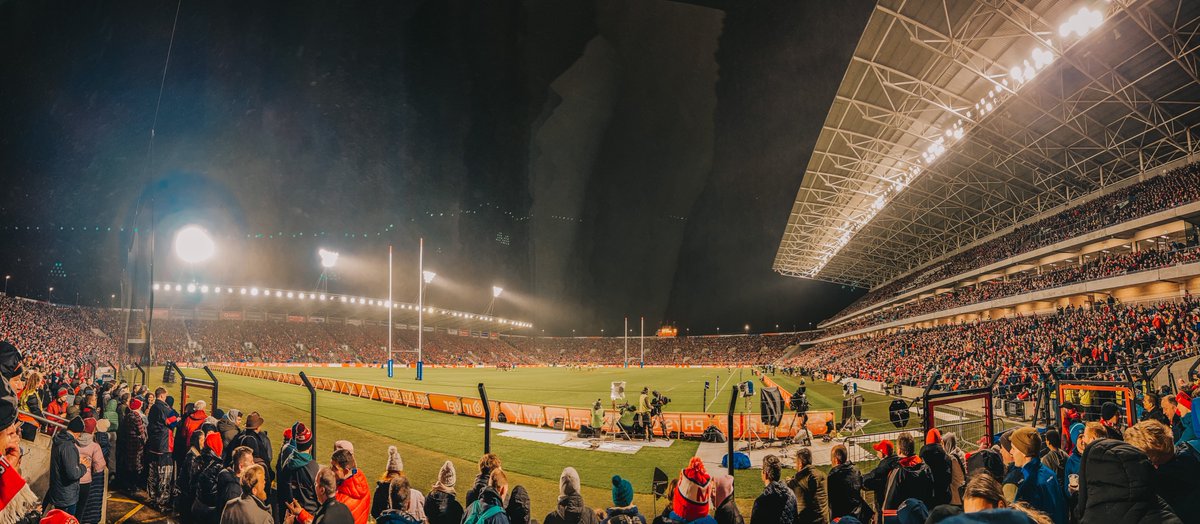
[795,3,1113,279]
[174,225,216,264]
[318,248,339,268]
[150,280,533,328]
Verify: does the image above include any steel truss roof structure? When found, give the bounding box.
[774,0,1200,288]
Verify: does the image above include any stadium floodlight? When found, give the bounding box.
[423,271,436,284]
[1059,7,1102,38]
[286,291,294,299]
[200,285,209,293]
[240,288,247,295]
[174,225,216,264]
[153,283,161,291]
[187,283,197,293]
[175,284,182,291]
[275,290,282,297]
[250,287,259,296]
[492,286,503,298]
[320,294,326,300]
[318,248,339,268]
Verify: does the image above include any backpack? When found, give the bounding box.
[607,513,638,524]
[192,457,225,507]
[464,500,505,524]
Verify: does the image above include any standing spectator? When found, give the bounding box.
[962,474,1008,513]
[46,416,87,515]
[46,388,69,418]
[920,429,953,507]
[116,397,146,491]
[285,467,355,524]
[466,453,502,506]
[146,387,178,510]
[221,464,273,524]
[219,447,258,513]
[1142,393,1170,426]
[219,409,243,449]
[1004,427,1067,524]
[544,467,599,524]
[75,418,106,524]
[424,460,463,524]
[709,475,741,524]
[604,475,648,524]
[1171,393,1195,444]
[787,448,828,524]
[1076,439,1181,523]
[862,440,899,518]
[228,412,273,483]
[375,476,421,524]
[330,448,370,524]
[1123,420,1200,522]
[881,433,934,517]
[826,445,869,522]
[506,485,536,524]
[942,433,967,506]
[371,446,427,522]
[279,423,320,516]
[1041,431,1068,493]
[463,469,509,524]
[750,455,795,524]
[0,395,42,523]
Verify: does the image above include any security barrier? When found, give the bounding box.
[210,365,834,438]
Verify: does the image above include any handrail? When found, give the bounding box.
[298,372,317,454]
[20,410,67,430]
[726,384,737,476]
[133,363,146,386]
[478,383,491,454]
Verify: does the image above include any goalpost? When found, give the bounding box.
[921,371,1000,451]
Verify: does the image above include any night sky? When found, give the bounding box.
[0,0,872,335]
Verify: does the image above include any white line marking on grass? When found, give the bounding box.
[705,371,737,411]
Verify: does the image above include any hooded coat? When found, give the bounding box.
[882,456,934,516]
[508,486,540,524]
[1149,442,1200,524]
[221,493,274,524]
[712,496,741,524]
[861,454,899,516]
[749,480,795,524]
[278,446,320,515]
[919,442,953,507]
[46,430,84,509]
[464,488,510,524]
[1077,439,1182,524]
[544,493,600,524]
[826,463,868,521]
[334,468,371,524]
[425,488,464,524]
[117,407,146,483]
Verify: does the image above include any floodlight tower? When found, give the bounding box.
[317,248,338,293]
[485,286,503,316]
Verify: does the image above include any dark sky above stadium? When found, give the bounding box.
[0,0,872,336]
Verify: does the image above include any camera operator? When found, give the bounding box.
[636,387,652,440]
[790,388,811,445]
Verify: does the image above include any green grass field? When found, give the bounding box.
[124,366,900,518]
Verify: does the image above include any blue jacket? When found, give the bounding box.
[1177,410,1196,445]
[1013,457,1067,524]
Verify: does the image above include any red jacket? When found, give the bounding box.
[335,469,371,524]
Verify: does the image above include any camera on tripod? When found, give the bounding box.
[649,391,670,415]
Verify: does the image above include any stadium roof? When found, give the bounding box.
[774,0,1200,288]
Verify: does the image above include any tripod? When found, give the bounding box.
[604,401,634,441]
[738,396,764,451]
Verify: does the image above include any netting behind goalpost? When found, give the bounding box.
[924,391,995,451]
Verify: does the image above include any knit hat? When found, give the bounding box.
[205,431,224,456]
[611,475,634,507]
[998,430,1014,452]
[386,445,403,473]
[873,439,894,456]
[1068,422,1085,447]
[129,398,143,411]
[292,422,312,451]
[0,341,23,380]
[245,412,264,429]
[212,408,225,420]
[1176,391,1192,408]
[712,474,734,506]
[39,509,79,524]
[83,418,97,434]
[926,504,963,523]
[896,498,929,524]
[926,428,942,445]
[334,440,354,454]
[432,460,456,492]
[1009,427,1041,457]
[57,388,67,399]
[67,416,85,433]
[672,457,712,521]
[95,419,110,433]
[560,467,581,500]
[283,428,293,440]
[1100,402,1119,421]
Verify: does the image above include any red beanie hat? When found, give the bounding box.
[40,509,79,524]
[926,428,942,445]
[1177,391,1192,409]
[873,439,894,456]
[129,398,143,411]
[672,457,712,521]
[205,431,224,457]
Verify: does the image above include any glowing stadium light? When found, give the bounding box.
[200,285,209,293]
[318,248,339,269]
[369,299,376,306]
[274,290,283,298]
[153,283,161,291]
[187,283,197,293]
[286,291,294,299]
[214,287,221,294]
[240,288,247,295]
[320,294,327,300]
[340,296,347,302]
[174,225,216,264]
[422,271,436,284]
[1059,7,1103,38]
[250,287,259,296]
[175,284,182,291]
[492,286,503,298]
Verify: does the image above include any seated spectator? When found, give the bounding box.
[545,467,598,524]
[375,476,421,524]
[1076,439,1181,523]
[330,447,370,524]
[882,433,934,517]
[286,467,355,524]
[425,460,464,524]
[1123,420,1200,521]
[463,469,509,524]
[221,464,273,524]
[787,448,827,524]
[603,475,647,524]
[750,455,795,524]
[372,446,426,522]
[826,444,869,521]
[708,475,739,524]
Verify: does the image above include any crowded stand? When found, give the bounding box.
[823,244,1200,337]
[790,296,1200,402]
[825,161,1200,328]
